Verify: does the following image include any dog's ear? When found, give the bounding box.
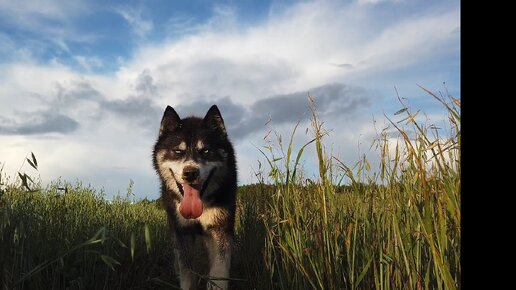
[204,105,227,136]
[159,106,181,136]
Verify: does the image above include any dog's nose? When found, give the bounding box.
[182,167,200,183]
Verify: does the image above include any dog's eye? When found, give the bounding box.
[174,150,184,155]
[200,148,210,154]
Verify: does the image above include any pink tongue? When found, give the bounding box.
[179,184,203,219]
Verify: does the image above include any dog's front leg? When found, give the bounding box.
[207,250,230,290]
[205,231,232,290]
[179,265,194,290]
[174,235,197,290]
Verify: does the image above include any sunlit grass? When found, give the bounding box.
[248,87,460,289]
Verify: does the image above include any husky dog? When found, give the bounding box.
[153,105,237,290]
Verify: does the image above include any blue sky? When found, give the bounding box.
[0,0,460,199]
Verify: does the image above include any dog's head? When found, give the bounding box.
[153,105,233,219]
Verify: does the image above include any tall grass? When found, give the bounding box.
[1,86,460,289]
[0,179,174,289]
[251,88,460,289]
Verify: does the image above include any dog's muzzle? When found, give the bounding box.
[182,166,200,184]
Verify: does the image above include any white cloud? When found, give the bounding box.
[0,0,88,21]
[361,10,460,72]
[357,0,402,5]
[116,0,459,107]
[114,6,154,38]
[0,0,460,198]
[0,0,98,58]
[0,33,34,61]
[74,56,104,71]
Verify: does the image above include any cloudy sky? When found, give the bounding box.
[0,0,460,199]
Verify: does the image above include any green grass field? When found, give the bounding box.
[1,88,460,289]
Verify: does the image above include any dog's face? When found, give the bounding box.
[153,105,232,219]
